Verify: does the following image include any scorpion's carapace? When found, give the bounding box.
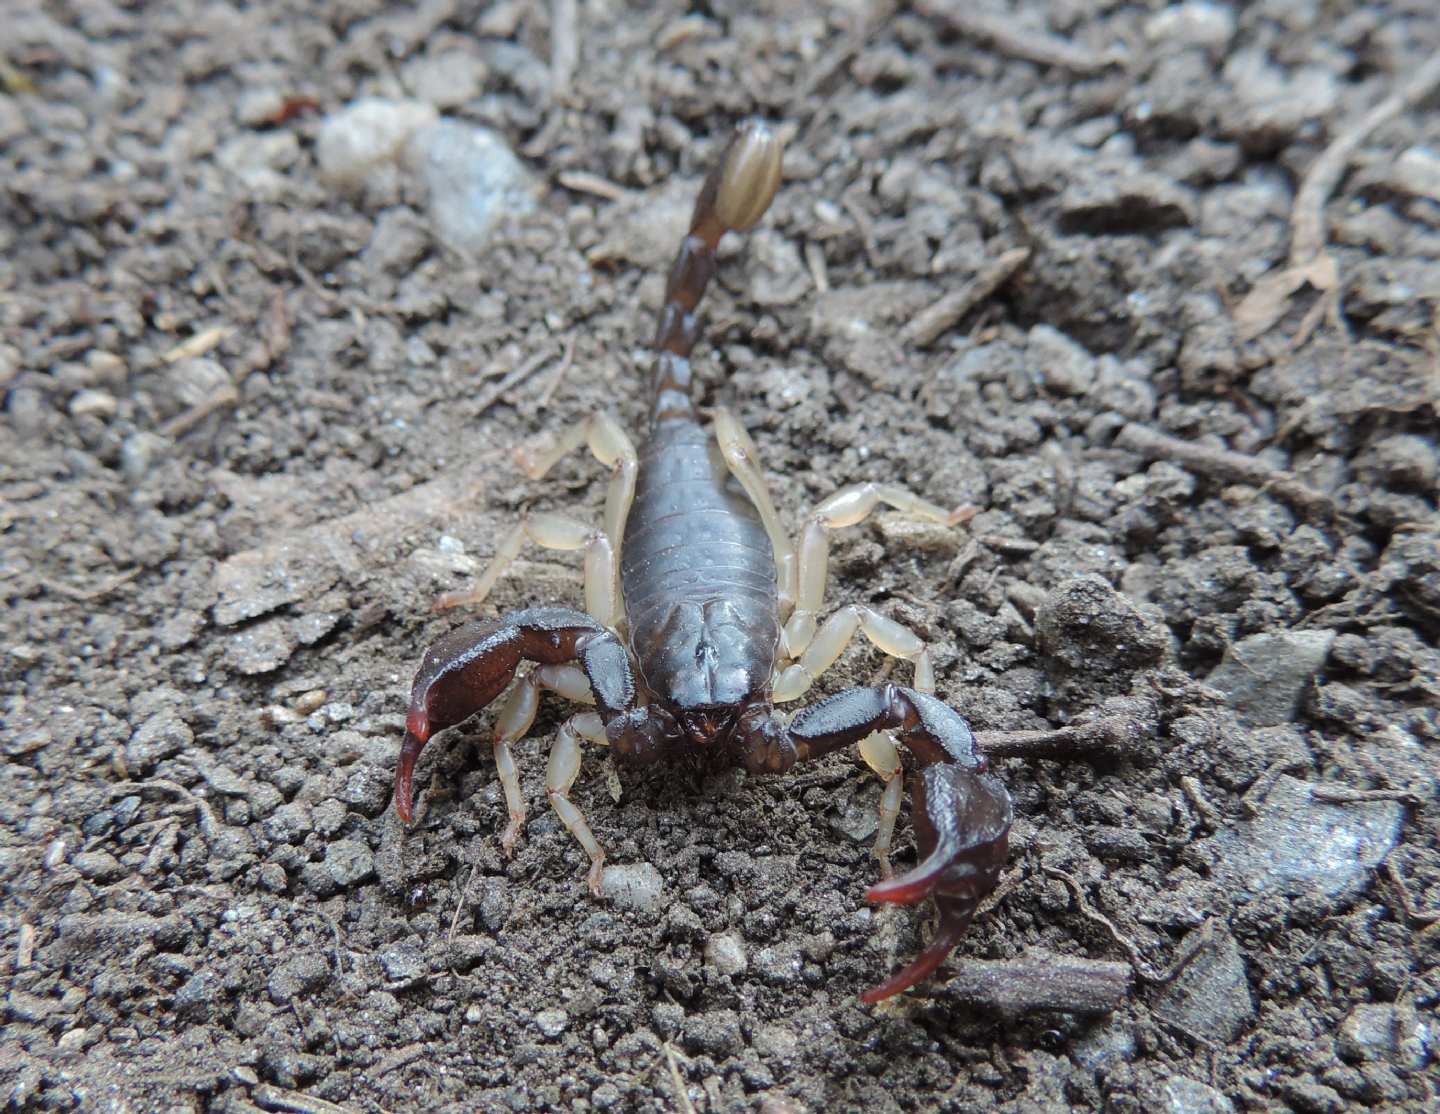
[394,120,1014,1003]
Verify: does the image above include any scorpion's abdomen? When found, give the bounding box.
[621,420,780,707]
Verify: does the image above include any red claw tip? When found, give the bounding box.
[865,875,932,906]
[394,727,429,824]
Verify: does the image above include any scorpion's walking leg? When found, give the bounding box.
[761,486,952,872]
[778,482,967,677]
[394,607,636,824]
[438,414,637,613]
[437,511,622,621]
[786,685,1013,1004]
[714,408,796,610]
[487,661,597,855]
[544,711,610,895]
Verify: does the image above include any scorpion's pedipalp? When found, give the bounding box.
[394,607,635,823]
[786,685,1013,1003]
[857,896,976,1006]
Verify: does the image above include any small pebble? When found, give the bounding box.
[127,710,193,773]
[378,942,426,983]
[1337,1003,1430,1069]
[1387,146,1440,204]
[267,952,329,1004]
[534,1007,569,1038]
[1144,3,1236,51]
[325,838,374,888]
[405,119,538,256]
[315,96,438,188]
[1154,1075,1236,1114]
[704,933,748,976]
[1206,630,1335,727]
[293,689,327,715]
[67,389,117,418]
[1028,324,1098,396]
[401,50,488,109]
[600,862,665,915]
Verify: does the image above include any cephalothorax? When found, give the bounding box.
[394,124,1013,1003]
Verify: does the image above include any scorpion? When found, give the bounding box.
[394,122,1013,1003]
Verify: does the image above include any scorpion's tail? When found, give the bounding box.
[649,121,784,426]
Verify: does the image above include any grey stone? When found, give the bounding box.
[405,120,538,256]
[533,1007,568,1038]
[1154,925,1254,1042]
[315,97,438,189]
[262,801,313,845]
[753,943,803,986]
[378,942,426,983]
[1144,3,1236,51]
[704,933,748,976]
[338,764,392,816]
[71,851,125,883]
[127,710,193,772]
[174,971,221,1020]
[1206,629,1336,727]
[600,862,665,915]
[225,617,300,675]
[683,1009,744,1057]
[1035,574,1169,685]
[401,50,488,110]
[1337,1003,1431,1069]
[1028,324,1098,396]
[1153,1075,1236,1114]
[478,877,510,932]
[324,839,374,888]
[268,951,330,1004]
[311,798,347,837]
[1198,776,1403,907]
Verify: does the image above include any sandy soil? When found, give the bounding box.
[3,2,1438,1112]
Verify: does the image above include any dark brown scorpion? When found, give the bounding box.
[394,123,1013,1003]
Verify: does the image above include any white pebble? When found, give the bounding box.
[316,97,438,189]
[405,120,538,256]
[599,862,665,915]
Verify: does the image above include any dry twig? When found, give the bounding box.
[549,0,579,102]
[1233,53,1440,345]
[938,953,1133,1015]
[902,248,1030,347]
[1043,868,1179,984]
[914,2,1121,73]
[1115,422,1336,519]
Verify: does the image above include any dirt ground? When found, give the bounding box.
[3,1,1439,1111]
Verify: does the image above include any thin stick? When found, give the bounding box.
[1115,422,1335,519]
[539,334,577,408]
[1290,53,1440,267]
[914,2,1120,74]
[663,1043,697,1114]
[472,344,561,418]
[902,248,1030,347]
[1310,785,1423,807]
[557,169,630,203]
[253,1085,360,1114]
[111,778,219,839]
[1043,867,1174,983]
[549,0,579,102]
